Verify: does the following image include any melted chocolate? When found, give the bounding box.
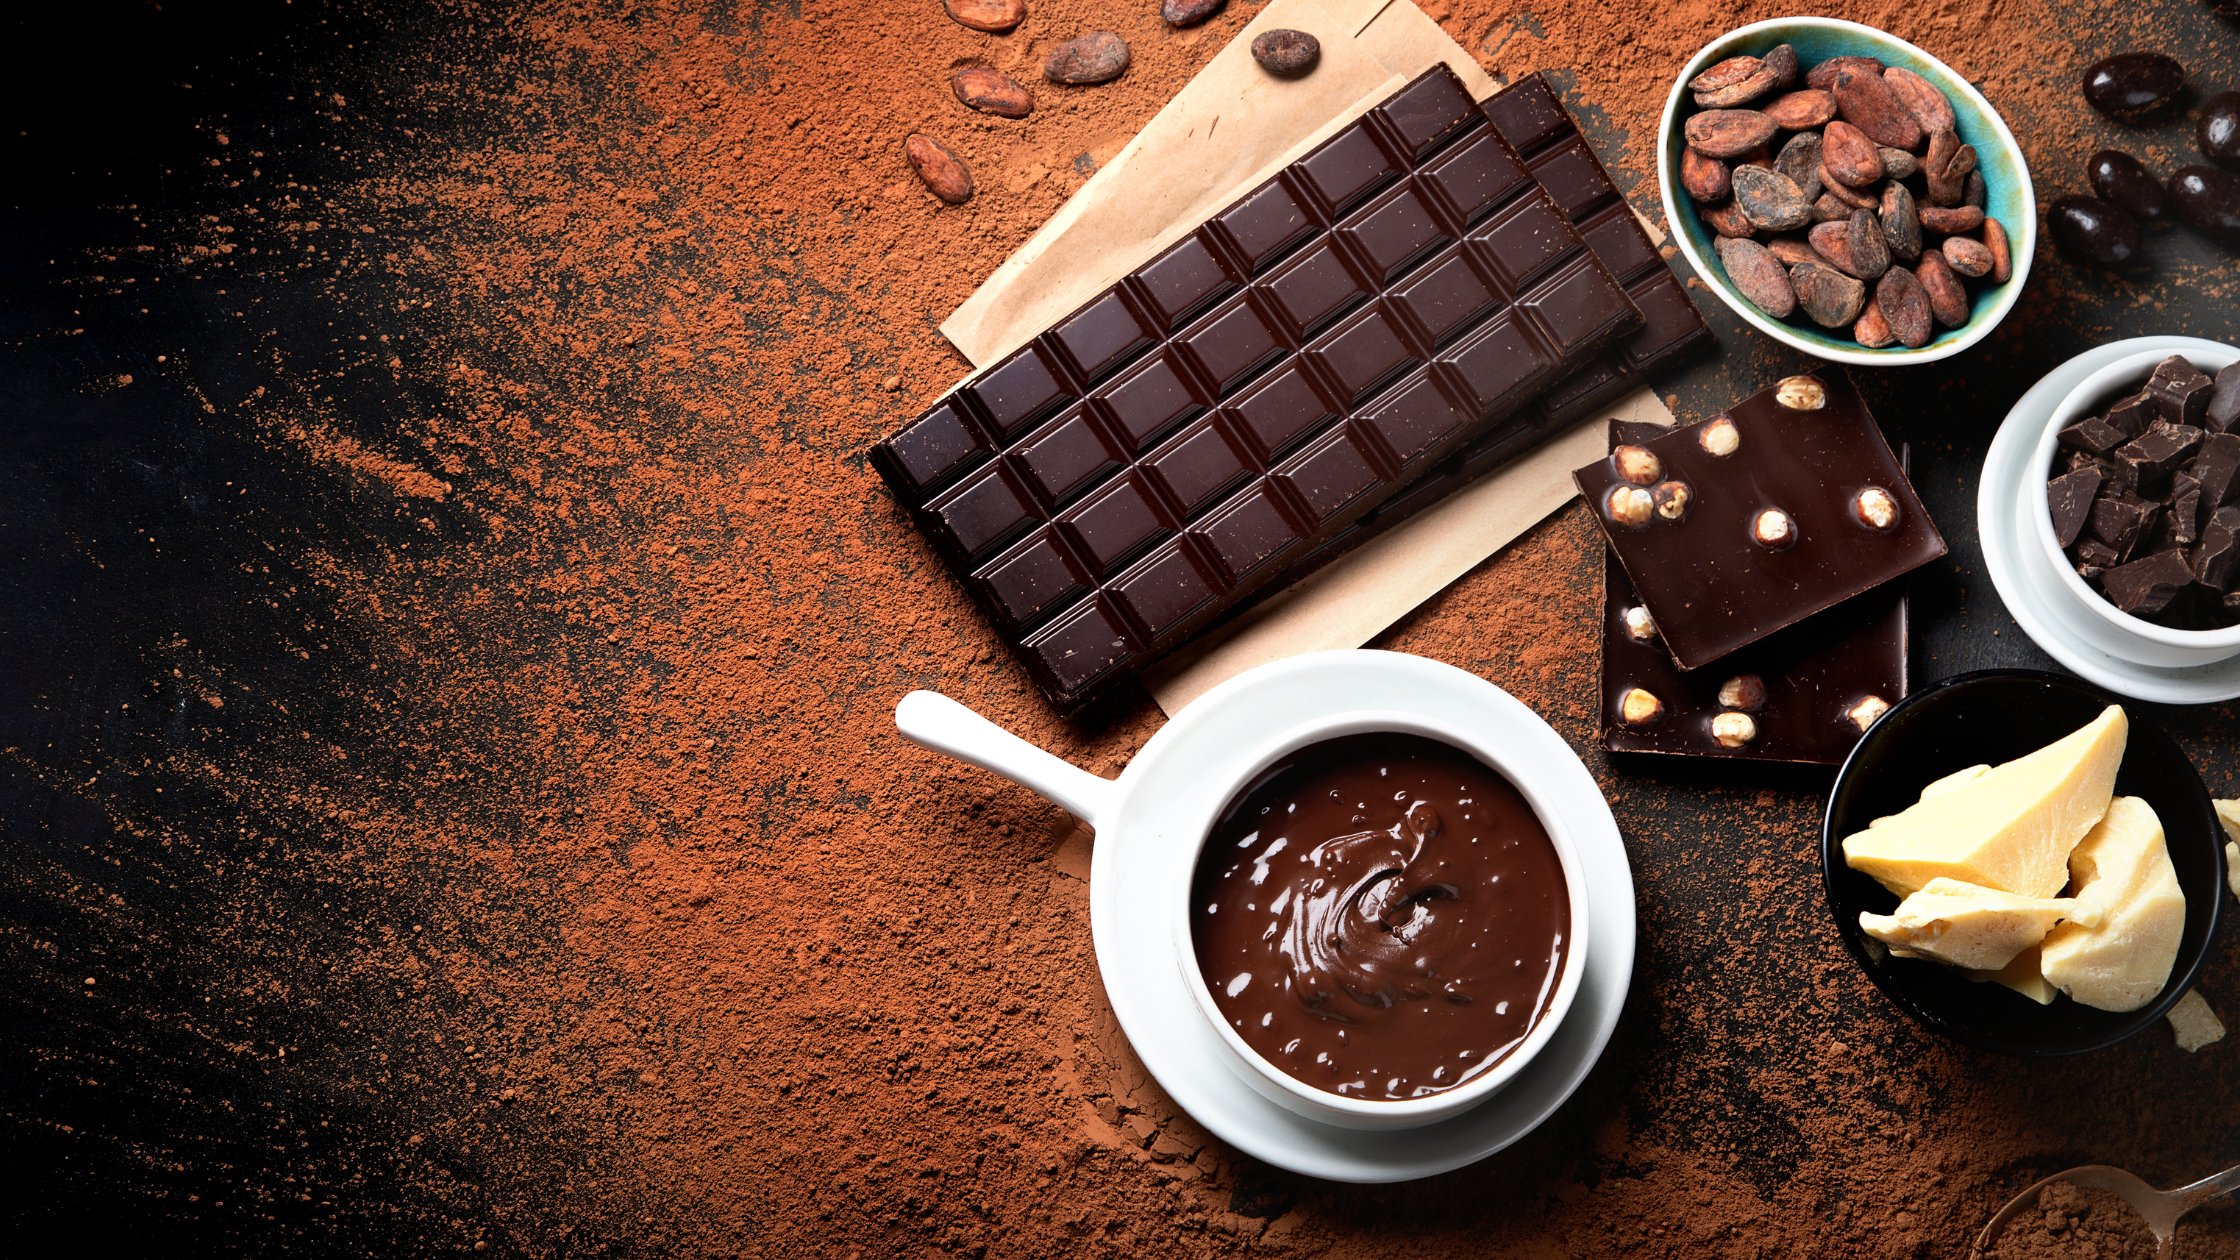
[1190,733,1569,1100]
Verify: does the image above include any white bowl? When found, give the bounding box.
[1168,709,1591,1131]
[2026,345,2240,668]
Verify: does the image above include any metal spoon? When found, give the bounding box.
[1973,1162,2240,1258]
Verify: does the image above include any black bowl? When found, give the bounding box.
[1822,670,2227,1056]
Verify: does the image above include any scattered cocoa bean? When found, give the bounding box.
[1807,55,1885,91]
[905,134,974,204]
[1876,266,1933,347]
[1685,109,1778,159]
[944,0,1025,34]
[1762,89,1838,130]
[1681,146,1731,202]
[1767,238,1819,267]
[1775,132,1823,201]
[1703,198,1759,238]
[1918,205,1984,234]
[1696,66,1782,109]
[1942,235,1994,278]
[1732,165,1813,231]
[1811,193,1851,223]
[1983,216,2012,283]
[1831,67,1923,151]
[1717,236,1796,317]
[1916,250,1969,327]
[1882,67,1958,135]
[1250,28,1320,76]
[1847,207,1891,280]
[950,67,1034,118]
[1763,44,1801,89]
[1791,260,1867,328]
[1880,181,1923,261]
[1821,121,1885,187]
[1808,220,1860,275]
[1044,32,1130,85]
[1877,146,1918,180]
[1854,295,1896,347]
[1162,0,1226,25]
[1821,168,1880,209]
[1689,55,1766,94]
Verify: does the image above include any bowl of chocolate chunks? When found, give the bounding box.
[2031,346,2240,666]
[1822,670,2226,1056]
[1658,17,2035,364]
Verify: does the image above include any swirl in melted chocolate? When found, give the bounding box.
[1190,733,1570,1100]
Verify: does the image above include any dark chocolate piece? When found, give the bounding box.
[2198,504,2240,590]
[1602,420,1907,764]
[2048,466,2102,547]
[2105,391,2156,439]
[2195,432,2240,516]
[2059,412,2129,456]
[2089,494,2158,560]
[2113,422,2201,499]
[2103,548,2194,616]
[2207,363,2240,434]
[2144,354,2214,426]
[2171,471,2202,546]
[2072,536,2122,570]
[1573,370,1946,671]
[871,66,1641,712]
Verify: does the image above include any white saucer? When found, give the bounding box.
[1978,336,2240,705]
[1089,652,1636,1183]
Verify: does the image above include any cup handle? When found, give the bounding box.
[894,690,1117,826]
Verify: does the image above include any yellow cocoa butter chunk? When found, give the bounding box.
[1966,943,2056,1005]
[1842,706,2126,898]
[2040,796,2185,1013]
[1859,878,2081,971]
[2167,989,2225,1052]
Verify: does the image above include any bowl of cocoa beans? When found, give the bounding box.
[1658,18,2036,365]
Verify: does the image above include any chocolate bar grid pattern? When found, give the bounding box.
[1278,73,1716,580]
[872,67,1640,711]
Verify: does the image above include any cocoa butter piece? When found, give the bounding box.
[1682,146,1731,202]
[1697,66,1783,109]
[2049,467,2104,546]
[1943,235,1994,278]
[1916,250,1968,328]
[944,0,1025,33]
[1250,29,1320,76]
[1685,109,1779,159]
[1162,0,1226,25]
[1775,132,1824,202]
[2144,355,2214,426]
[1689,55,1767,94]
[1809,220,1860,274]
[1854,295,1896,347]
[1791,260,1867,328]
[1717,237,1797,317]
[1883,66,1958,135]
[1875,266,1933,348]
[1822,121,1885,187]
[1847,207,1891,280]
[1703,198,1759,238]
[1807,55,1886,91]
[1763,43,1801,89]
[905,134,975,204]
[1762,89,1838,130]
[1044,32,1130,84]
[951,67,1034,118]
[2104,548,2194,616]
[1832,66,1924,151]
[1880,182,1923,261]
[1919,205,1985,234]
[1982,217,2012,284]
[1732,165,1813,231]
[1766,237,1820,268]
[2206,364,2240,434]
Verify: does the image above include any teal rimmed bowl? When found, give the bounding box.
[1656,18,2036,366]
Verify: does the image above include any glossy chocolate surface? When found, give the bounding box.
[871,66,1641,712]
[1191,733,1569,1100]
[1574,370,1946,671]
[1602,421,1908,764]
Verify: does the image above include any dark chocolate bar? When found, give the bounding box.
[1274,72,1715,581]
[1573,370,1946,672]
[1602,420,1907,764]
[872,66,1642,712]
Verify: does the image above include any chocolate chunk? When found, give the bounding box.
[2048,467,2103,547]
[2106,391,2156,439]
[2059,413,2128,455]
[2103,548,2194,616]
[2144,355,2214,426]
[2114,422,2202,499]
[2172,472,2202,546]
[2194,432,2240,515]
[2066,449,2116,477]
[2197,504,2240,590]
[2208,364,2240,434]
[2089,494,2158,559]
[2073,536,2122,570]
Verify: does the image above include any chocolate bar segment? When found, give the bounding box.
[871,66,1640,712]
[1574,370,1947,671]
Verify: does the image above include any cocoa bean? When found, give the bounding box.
[1696,66,1781,109]
[1681,146,1731,202]
[1684,109,1778,159]
[950,67,1034,118]
[1943,235,1994,278]
[1762,89,1838,130]
[1045,32,1130,85]
[944,0,1024,34]
[1811,193,1851,223]
[1717,237,1796,317]
[1821,121,1885,187]
[1880,182,1923,262]
[1703,198,1759,238]
[1916,251,1969,328]
[1876,266,1934,348]
[1250,29,1320,76]
[1822,168,1880,209]
[1847,207,1891,280]
[1876,146,1918,180]
[1923,128,1960,177]
[1965,170,1986,210]
[1808,220,1860,275]
[905,134,974,204]
[1918,205,1985,234]
[1983,216,2012,283]
[1882,67,1958,135]
[1832,67,1924,151]
[1807,56,1885,91]
[1767,237,1819,267]
[1162,0,1226,25]
[1854,295,1896,348]
[1775,132,1823,201]
[1732,165,1812,231]
[1763,43,1800,89]
[1791,260,1868,328]
[1689,55,1766,94]
[1733,143,1773,171]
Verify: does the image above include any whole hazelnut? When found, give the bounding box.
[1613,445,1662,485]
[1752,508,1797,549]
[1609,485,1654,528]
[1847,695,1890,731]
[1854,487,1900,531]
[1710,712,1758,748]
[1698,416,1741,456]
[1775,375,1827,410]
[1652,480,1693,521]
[1622,605,1659,642]
[1619,687,1665,728]
[1717,674,1767,710]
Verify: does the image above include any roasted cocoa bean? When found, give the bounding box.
[1811,193,1851,223]
[1882,67,1958,135]
[1832,66,1923,151]
[1876,266,1934,348]
[1717,236,1797,317]
[2169,165,2240,242]
[1044,31,1130,84]
[1926,137,1977,207]
[1732,165,1813,231]
[1162,0,1227,25]
[1943,235,1995,278]
[1965,170,1985,209]
[1697,66,1782,109]
[2088,149,2170,224]
[1763,43,1800,89]
[1733,143,1773,171]
[1983,216,2012,283]
[1685,109,1778,159]
[1807,55,1885,91]
[1877,146,1918,180]
[1808,220,1860,275]
[951,67,1034,118]
[2049,195,2142,264]
[1880,181,1923,261]
[1689,55,1766,94]
[1847,207,1891,280]
[944,0,1024,33]
[1250,29,1320,76]
[1821,121,1885,187]
[1854,295,1896,348]
[1791,260,1868,328]
[1822,167,1880,208]
[1766,237,1820,267]
[1916,250,1969,327]
[1762,89,1838,130]
[1703,198,1759,238]
[905,134,974,204]
[1923,128,1959,179]
[1774,132,1823,201]
[1681,146,1731,202]
[1918,205,1985,234]
[2083,52,2185,119]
